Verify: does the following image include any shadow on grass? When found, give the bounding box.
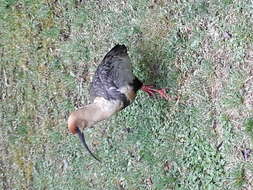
[135,40,180,96]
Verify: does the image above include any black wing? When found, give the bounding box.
[89,45,130,106]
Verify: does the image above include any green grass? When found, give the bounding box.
[1,0,253,189]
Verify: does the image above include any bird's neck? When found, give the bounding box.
[76,104,104,127]
[78,97,123,127]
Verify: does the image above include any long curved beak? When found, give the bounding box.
[76,127,101,162]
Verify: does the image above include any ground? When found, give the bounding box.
[1,0,253,189]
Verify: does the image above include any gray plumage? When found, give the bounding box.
[68,44,145,162]
[90,45,142,107]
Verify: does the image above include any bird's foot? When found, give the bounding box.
[141,85,171,100]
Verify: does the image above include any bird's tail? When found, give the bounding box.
[105,44,128,57]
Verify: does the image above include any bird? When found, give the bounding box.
[68,44,170,161]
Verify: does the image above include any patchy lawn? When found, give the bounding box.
[1,0,253,189]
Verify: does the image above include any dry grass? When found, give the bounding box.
[1,0,253,189]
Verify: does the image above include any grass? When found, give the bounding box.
[1,0,253,189]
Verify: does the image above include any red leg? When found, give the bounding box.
[141,85,171,100]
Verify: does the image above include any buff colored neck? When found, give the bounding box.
[68,97,123,134]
